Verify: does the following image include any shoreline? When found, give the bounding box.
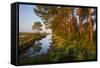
[19,32,48,54]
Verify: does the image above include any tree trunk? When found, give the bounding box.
[88,8,93,41]
[71,16,74,32]
[65,21,68,32]
[78,8,82,37]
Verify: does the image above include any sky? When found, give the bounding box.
[19,4,45,32]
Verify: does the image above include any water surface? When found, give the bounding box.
[19,34,52,59]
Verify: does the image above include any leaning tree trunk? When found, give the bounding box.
[88,8,93,41]
[78,8,82,37]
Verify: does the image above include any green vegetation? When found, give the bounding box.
[19,32,47,53]
[32,42,42,52]
[19,31,96,65]
[32,21,43,33]
[33,6,96,61]
[19,6,96,64]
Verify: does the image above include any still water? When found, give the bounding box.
[19,34,52,59]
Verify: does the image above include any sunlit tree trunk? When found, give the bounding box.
[65,17,69,33]
[65,14,70,33]
[78,8,82,37]
[71,16,74,32]
[65,8,72,33]
[88,8,93,41]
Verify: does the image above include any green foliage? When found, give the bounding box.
[32,21,42,33]
[50,31,96,61]
[19,6,96,64]
[32,43,42,52]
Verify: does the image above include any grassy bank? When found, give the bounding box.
[19,32,48,54]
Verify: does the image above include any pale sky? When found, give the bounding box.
[19,4,45,32]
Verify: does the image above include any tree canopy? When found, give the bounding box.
[32,21,42,33]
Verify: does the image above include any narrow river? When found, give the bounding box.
[19,33,52,59]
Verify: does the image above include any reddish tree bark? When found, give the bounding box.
[71,16,75,32]
[78,8,82,37]
[88,8,93,41]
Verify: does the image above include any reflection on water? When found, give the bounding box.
[40,34,52,54]
[19,34,52,59]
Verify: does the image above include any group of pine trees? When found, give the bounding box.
[33,5,96,42]
[32,5,96,61]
